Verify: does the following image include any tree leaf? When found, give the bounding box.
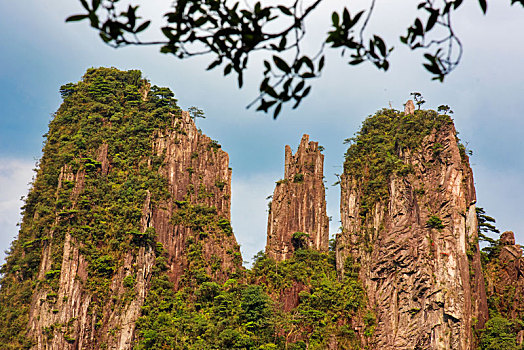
[478,0,487,13]
[349,58,364,65]
[318,56,325,71]
[426,10,439,31]
[331,12,339,26]
[224,64,232,76]
[207,59,222,71]
[278,36,287,51]
[301,86,311,98]
[66,14,89,22]
[273,56,290,73]
[293,81,305,95]
[135,21,151,33]
[374,36,386,57]
[238,73,244,88]
[453,0,464,10]
[278,5,292,16]
[273,103,282,119]
[99,32,112,43]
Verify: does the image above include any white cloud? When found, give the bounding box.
[0,158,35,264]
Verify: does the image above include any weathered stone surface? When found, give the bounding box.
[337,121,487,349]
[279,281,307,312]
[404,100,415,115]
[27,111,241,349]
[501,230,516,245]
[484,231,524,321]
[266,134,329,261]
[151,110,242,287]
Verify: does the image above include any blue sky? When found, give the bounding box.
[1,1,523,265]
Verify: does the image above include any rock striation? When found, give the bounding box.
[0,68,241,349]
[404,100,415,115]
[151,110,241,288]
[336,109,488,349]
[484,231,524,321]
[266,134,329,261]
[3,76,523,350]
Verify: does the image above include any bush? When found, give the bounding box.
[293,173,304,183]
[123,275,136,289]
[92,255,116,277]
[479,317,518,350]
[426,216,444,229]
[291,232,310,250]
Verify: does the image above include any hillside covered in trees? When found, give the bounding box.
[0,68,522,349]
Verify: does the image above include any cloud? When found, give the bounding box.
[0,158,35,264]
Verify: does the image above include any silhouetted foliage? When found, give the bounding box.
[65,0,524,118]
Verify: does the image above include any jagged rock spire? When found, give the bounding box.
[266,134,329,261]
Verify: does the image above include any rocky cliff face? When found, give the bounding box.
[484,231,524,320]
[266,134,329,261]
[3,77,523,350]
[0,68,241,349]
[151,110,241,288]
[336,108,488,349]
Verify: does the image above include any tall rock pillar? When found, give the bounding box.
[266,134,329,261]
[337,109,488,349]
[0,68,243,350]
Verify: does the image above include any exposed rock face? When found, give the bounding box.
[151,110,241,287]
[337,113,487,349]
[266,134,329,261]
[24,111,241,349]
[404,100,415,115]
[484,231,524,320]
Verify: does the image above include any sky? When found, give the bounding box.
[1,1,523,266]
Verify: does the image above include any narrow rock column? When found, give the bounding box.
[484,231,524,322]
[266,134,329,261]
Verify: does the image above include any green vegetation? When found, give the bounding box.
[480,317,520,350]
[293,173,304,183]
[291,232,310,250]
[426,216,444,230]
[0,67,367,349]
[136,248,366,349]
[343,108,453,220]
[0,67,179,348]
[6,69,520,349]
[475,208,524,349]
[477,207,502,260]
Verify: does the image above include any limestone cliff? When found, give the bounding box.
[266,134,329,261]
[0,68,241,349]
[336,108,488,349]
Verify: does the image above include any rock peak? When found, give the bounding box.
[266,134,329,261]
[337,109,487,348]
[501,231,516,245]
[404,99,415,115]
